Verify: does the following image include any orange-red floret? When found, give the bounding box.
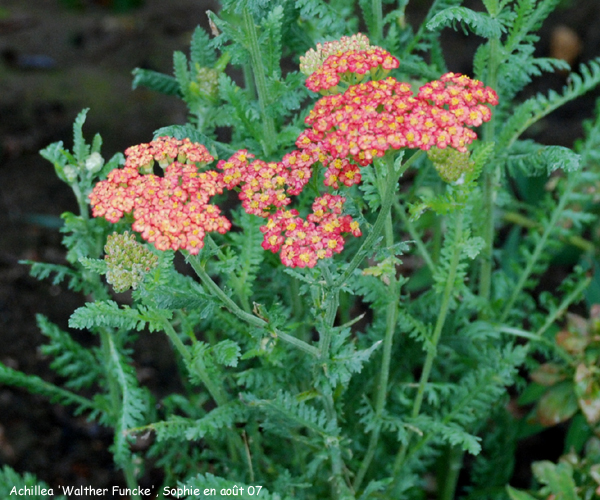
[260,194,361,268]
[89,137,230,255]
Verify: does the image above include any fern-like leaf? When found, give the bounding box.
[131,68,180,96]
[37,314,101,390]
[427,7,504,39]
[0,466,67,500]
[0,362,96,415]
[69,300,172,333]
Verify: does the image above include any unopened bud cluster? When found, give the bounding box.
[300,33,371,76]
[191,66,219,100]
[427,147,474,183]
[104,232,158,293]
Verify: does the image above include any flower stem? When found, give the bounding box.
[242,7,277,156]
[478,31,500,306]
[187,254,319,357]
[371,0,383,42]
[161,319,229,406]
[335,151,423,288]
[393,211,465,474]
[353,157,401,492]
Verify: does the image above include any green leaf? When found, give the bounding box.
[73,108,90,164]
[79,257,108,275]
[536,381,579,426]
[190,25,217,67]
[37,314,102,391]
[427,6,504,39]
[131,68,180,96]
[0,466,67,500]
[504,141,581,176]
[506,485,539,500]
[212,339,241,367]
[532,461,580,500]
[146,401,246,442]
[0,362,96,414]
[69,300,172,333]
[463,236,485,259]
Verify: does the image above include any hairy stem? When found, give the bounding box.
[353,158,401,492]
[393,211,465,474]
[478,33,500,307]
[242,7,277,156]
[335,151,423,288]
[188,254,319,357]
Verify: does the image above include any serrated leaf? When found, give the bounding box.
[463,236,484,259]
[212,340,241,367]
[73,108,90,164]
[427,7,504,39]
[190,25,216,67]
[131,68,180,96]
[532,461,580,500]
[79,257,108,275]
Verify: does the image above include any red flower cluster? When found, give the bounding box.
[217,149,317,217]
[306,47,400,93]
[89,36,499,270]
[298,73,498,174]
[260,194,361,268]
[89,137,230,254]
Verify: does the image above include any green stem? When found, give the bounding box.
[353,158,401,493]
[503,211,595,253]
[206,235,251,312]
[393,198,435,273]
[242,7,277,156]
[371,0,383,42]
[319,289,339,361]
[393,211,465,474]
[334,151,423,289]
[161,319,229,406]
[499,177,575,324]
[478,32,500,306]
[187,254,320,357]
[439,446,464,500]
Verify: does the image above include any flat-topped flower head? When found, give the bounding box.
[296,73,498,184]
[90,137,230,255]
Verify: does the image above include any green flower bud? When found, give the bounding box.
[104,232,158,293]
[192,65,219,100]
[427,147,474,183]
[85,152,104,173]
[63,165,78,183]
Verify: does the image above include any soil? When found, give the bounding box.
[0,0,599,498]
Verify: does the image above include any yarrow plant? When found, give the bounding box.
[4,1,600,499]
